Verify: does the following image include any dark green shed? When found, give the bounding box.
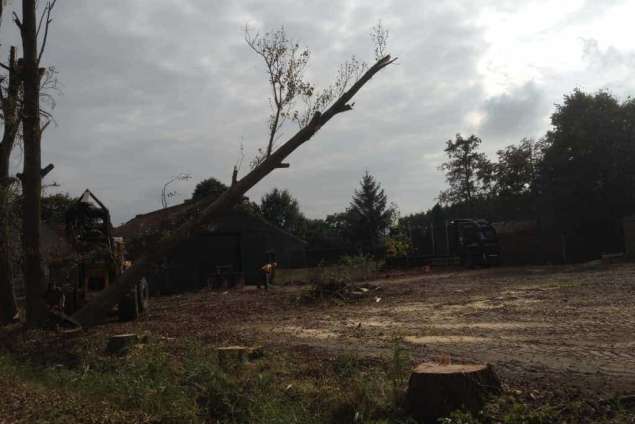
[115,204,306,293]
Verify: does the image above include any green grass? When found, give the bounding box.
[1,337,632,423]
[0,338,414,423]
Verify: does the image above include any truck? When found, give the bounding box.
[385,218,501,269]
[446,218,500,267]
[48,189,149,321]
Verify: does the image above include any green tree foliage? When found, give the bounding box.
[301,217,348,250]
[301,213,353,251]
[41,193,77,224]
[384,235,411,257]
[190,178,229,203]
[259,188,306,235]
[4,191,77,225]
[421,89,635,261]
[325,212,351,239]
[541,90,635,230]
[190,178,259,216]
[439,134,492,206]
[345,171,394,250]
[494,138,538,197]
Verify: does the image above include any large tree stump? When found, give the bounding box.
[406,362,501,421]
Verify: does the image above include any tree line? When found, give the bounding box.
[238,89,635,262]
[401,89,635,258]
[187,170,396,258]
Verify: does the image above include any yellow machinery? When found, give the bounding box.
[50,190,148,321]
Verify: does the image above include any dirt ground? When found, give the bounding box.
[105,262,635,401]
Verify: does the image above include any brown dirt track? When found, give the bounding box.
[110,262,635,399]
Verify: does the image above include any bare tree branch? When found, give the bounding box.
[12,11,21,31]
[37,0,56,65]
[36,0,48,36]
[245,26,314,162]
[40,118,51,133]
[371,21,389,61]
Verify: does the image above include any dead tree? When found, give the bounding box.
[72,40,396,326]
[0,44,21,323]
[17,0,56,326]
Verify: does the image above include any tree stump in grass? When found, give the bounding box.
[106,334,139,354]
[217,346,248,367]
[406,362,501,421]
[217,345,265,367]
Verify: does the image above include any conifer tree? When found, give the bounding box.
[346,171,394,249]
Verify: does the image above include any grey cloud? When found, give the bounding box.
[2,1,634,224]
[581,38,635,71]
[478,81,549,148]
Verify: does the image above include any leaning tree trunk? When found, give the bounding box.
[72,55,397,327]
[0,47,21,324]
[20,0,49,327]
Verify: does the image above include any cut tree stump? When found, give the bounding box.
[217,345,264,367]
[406,362,501,421]
[217,346,248,367]
[106,334,139,354]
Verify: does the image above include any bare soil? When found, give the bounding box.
[3,262,634,421]
[108,262,635,400]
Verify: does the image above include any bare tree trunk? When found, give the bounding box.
[0,180,17,325]
[0,47,20,324]
[72,55,396,327]
[20,0,48,326]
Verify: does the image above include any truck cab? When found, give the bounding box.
[448,219,500,267]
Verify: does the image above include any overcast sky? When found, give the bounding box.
[3,0,635,224]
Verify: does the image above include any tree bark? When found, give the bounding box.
[0,47,20,324]
[20,0,48,327]
[406,362,501,421]
[0,187,17,323]
[72,55,396,327]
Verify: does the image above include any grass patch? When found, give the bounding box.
[0,337,413,423]
[1,336,633,423]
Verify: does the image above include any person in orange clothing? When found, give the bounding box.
[259,261,277,290]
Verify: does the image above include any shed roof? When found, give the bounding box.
[114,201,306,245]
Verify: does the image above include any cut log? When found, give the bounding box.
[106,333,139,354]
[406,362,501,421]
